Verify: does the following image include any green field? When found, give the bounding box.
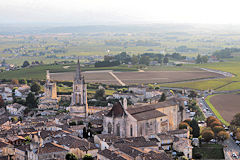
[161,61,240,91]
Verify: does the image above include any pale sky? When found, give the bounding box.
[0,0,240,25]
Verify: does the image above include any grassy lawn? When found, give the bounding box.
[205,95,230,126]
[193,144,224,159]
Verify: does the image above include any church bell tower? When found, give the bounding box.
[68,59,88,118]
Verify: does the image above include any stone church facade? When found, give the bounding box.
[67,59,88,118]
[103,98,181,138]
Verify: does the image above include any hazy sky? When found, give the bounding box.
[1,0,240,25]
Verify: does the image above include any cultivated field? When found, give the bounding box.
[209,94,240,122]
[50,70,224,85]
[161,62,240,91]
[115,71,223,85]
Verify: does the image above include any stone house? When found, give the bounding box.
[28,142,68,160]
[53,135,98,159]
[6,103,26,116]
[172,137,193,159]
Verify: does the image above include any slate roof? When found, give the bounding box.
[16,144,30,152]
[127,98,178,115]
[0,141,10,148]
[145,151,172,160]
[98,149,127,160]
[53,135,97,151]
[130,109,166,121]
[106,102,126,117]
[37,143,68,154]
[167,129,188,135]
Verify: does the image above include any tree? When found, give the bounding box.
[65,153,78,160]
[201,56,208,63]
[206,116,218,127]
[11,79,19,85]
[0,95,4,108]
[231,113,240,126]
[22,61,30,68]
[210,121,222,128]
[163,56,169,64]
[26,92,37,108]
[131,54,138,65]
[158,93,166,102]
[94,89,105,101]
[83,154,94,160]
[11,116,18,122]
[184,119,192,125]
[201,129,214,142]
[190,119,200,138]
[30,82,41,94]
[236,131,240,140]
[83,127,87,138]
[24,136,31,143]
[139,56,150,65]
[217,131,229,141]
[179,122,189,129]
[196,54,202,64]
[12,89,16,103]
[19,79,27,84]
[188,90,197,99]
[212,126,225,135]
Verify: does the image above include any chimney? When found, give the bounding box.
[123,98,127,110]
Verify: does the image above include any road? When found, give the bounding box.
[199,97,240,160]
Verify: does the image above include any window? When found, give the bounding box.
[107,122,112,134]
[130,125,133,136]
[116,123,120,136]
[140,125,143,136]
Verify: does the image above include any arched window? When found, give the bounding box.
[116,123,120,136]
[130,125,133,136]
[107,122,112,134]
[140,125,143,136]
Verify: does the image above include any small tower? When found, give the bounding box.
[68,59,88,118]
[38,70,58,109]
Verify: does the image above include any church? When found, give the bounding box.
[38,70,58,109]
[103,98,182,138]
[67,59,88,118]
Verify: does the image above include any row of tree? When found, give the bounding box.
[201,116,229,142]
[98,52,186,67]
[195,54,208,64]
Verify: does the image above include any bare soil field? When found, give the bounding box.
[210,94,240,122]
[114,71,224,85]
[51,70,223,85]
[51,72,118,85]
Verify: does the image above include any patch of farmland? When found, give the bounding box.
[51,70,224,85]
[209,94,240,122]
[51,71,119,85]
[114,71,224,85]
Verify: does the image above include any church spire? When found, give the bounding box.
[75,58,82,80]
